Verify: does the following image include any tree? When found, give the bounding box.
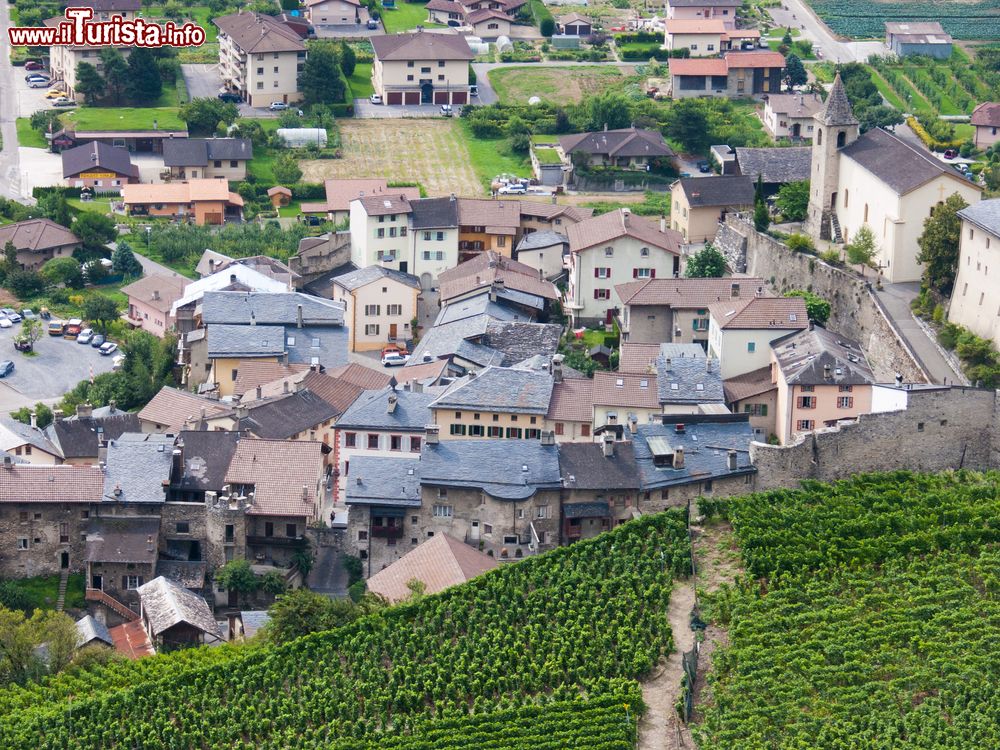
[82,294,120,332]
[40,257,83,288]
[263,588,359,643]
[111,241,143,278]
[784,54,807,88]
[782,27,793,45]
[125,48,163,104]
[916,192,968,297]
[38,192,72,228]
[0,607,77,685]
[3,241,16,267]
[259,571,288,596]
[273,153,303,184]
[29,110,62,138]
[179,98,239,136]
[858,105,904,133]
[84,259,109,284]
[586,92,633,132]
[753,199,770,232]
[774,180,809,221]
[6,270,45,299]
[215,559,259,607]
[339,42,356,77]
[291,540,315,576]
[300,43,345,105]
[75,62,105,104]
[100,47,129,104]
[73,213,117,257]
[665,99,711,154]
[785,289,831,324]
[846,224,876,275]
[9,402,54,429]
[22,318,47,345]
[684,244,727,278]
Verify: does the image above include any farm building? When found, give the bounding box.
[885,22,953,59]
[559,12,592,36]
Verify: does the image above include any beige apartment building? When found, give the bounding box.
[948,199,1000,350]
[43,20,131,101]
[328,266,421,351]
[666,0,740,28]
[371,31,474,106]
[215,12,306,107]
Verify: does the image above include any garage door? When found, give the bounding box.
[387,92,402,105]
[434,91,448,104]
[404,91,421,105]
[452,91,468,105]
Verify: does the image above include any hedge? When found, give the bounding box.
[906,116,965,151]
[530,0,555,36]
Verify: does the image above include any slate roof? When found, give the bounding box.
[0,219,79,253]
[214,11,306,53]
[656,355,725,404]
[516,230,567,252]
[206,324,286,357]
[85,515,160,564]
[285,324,349,368]
[484,322,563,367]
[567,209,682,253]
[346,455,422,507]
[102,433,175,504]
[559,128,674,159]
[421,439,561,500]
[709,296,808,330]
[156,560,207,589]
[885,21,952,44]
[545,376,594,423]
[137,387,229,432]
[0,464,104,503]
[331,265,421,291]
[971,102,1000,128]
[137,576,221,639]
[735,147,811,184]
[226,438,323,517]
[633,416,755,490]
[431,366,554,414]
[371,30,474,61]
[0,417,61,456]
[559,441,640,490]
[200,291,344,326]
[411,196,459,228]
[237,389,340,439]
[616,276,767,307]
[765,92,824,119]
[817,73,857,126]
[722,365,776,403]
[676,175,755,208]
[162,138,253,167]
[338,386,437,431]
[121,273,188,314]
[367,533,498,603]
[958,199,1000,236]
[173,430,242,493]
[771,326,875,386]
[61,141,138,179]
[171,266,289,315]
[76,615,113,648]
[45,413,140,460]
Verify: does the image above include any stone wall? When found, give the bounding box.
[725,214,927,383]
[715,219,748,274]
[751,386,1000,489]
[289,231,352,286]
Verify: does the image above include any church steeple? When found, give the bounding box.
[817,73,858,127]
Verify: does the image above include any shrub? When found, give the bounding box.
[785,233,815,254]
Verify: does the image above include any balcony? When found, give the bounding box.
[371,525,404,539]
[246,535,306,548]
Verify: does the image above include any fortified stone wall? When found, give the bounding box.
[724,214,926,383]
[751,386,1000,489]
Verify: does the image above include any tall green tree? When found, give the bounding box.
[125,48,163,104]
[0,607,78,685]
[339,42,357,77]
[684,244,727,278]
[665,99,711,154]
[774,180,809,221]
[300,43,345,105]
[100,47,129,104]
[38,192,72,228]
[40,257,83,288]
[858,104,904,134]
[111,241,143,278]
[263,588,360,643]
[179,98,239,136]
[215,559,258,607]
[83,294,120,332]
[273,153,303,184]
[784,54,807,88]
[72,213,117,258]
[916,192,968,297]
[785,289,831,324]
[586,92,633,132]
[846,224,877,275]
[74,62,105,105]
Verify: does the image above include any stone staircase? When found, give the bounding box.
[85,588,139,622]
[55,568,69,612]
[830,213,844,244]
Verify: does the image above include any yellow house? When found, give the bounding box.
[456,198,520,262]
[327,266,421,352]
[371,31,474,106]
[204,324,286,397]
[670,175,755,243]
[430,367,554,439]
[665,18,725,55]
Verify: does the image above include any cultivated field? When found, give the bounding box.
[488,66,630,105]
[299,119,483,196]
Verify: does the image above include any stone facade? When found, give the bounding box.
[0,503,90,578]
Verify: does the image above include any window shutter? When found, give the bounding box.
[692,320,699,331]
[606,268,611,279]
[632,268,638,278]
[594,289,600,299]
[594,268,599,278]
[122,576,128,589]
[650,269,656,278]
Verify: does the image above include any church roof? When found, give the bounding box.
[816,74,857,127]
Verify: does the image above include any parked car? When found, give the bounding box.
[20,309,35,321]
[440,104,453,117]
[90,334,106,348]
[1,309,21,323]
[45,89,68,99]
[0,318,12,329]
[98,342,118,356]
[955,163,969,174]
[367,18,379,29]
[369,94,383,105]
[268,101,289,111]
[381,351,410,367]
[64,318,83,336]
[0,361,13,377]
[111,354,126,371]
[943,149,958,160]
[47,320,65,336]
[13,338,31,352]
[470,84,478,97]
[24,61,44,71]
[77,328,94,344]
[51,97,77,107]
[381,343,409,358]
[218,92,241,103]
[28,79,50,89]
[498,183,526,195]
[25,73,50,82]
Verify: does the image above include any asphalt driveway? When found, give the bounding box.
[0,327,116,404]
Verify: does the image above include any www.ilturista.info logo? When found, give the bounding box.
[8,7,206,48]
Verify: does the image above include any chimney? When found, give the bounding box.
[727,450,738,471]
[664,357,672,371]
[622,207,630,226]
[425,424,440,444]
[29,411,37,429]
[235,404,249,420]
[411,380,423,393]
[602,431,615,458]
[660,214,666,233]
[76,403,93,419]
[673,446,685,469]
[540,430,555,446]
[2,455,11,469]
[283,380,290,394]
[387,393,398,413]
[171,447,183,482]
[255,385,262,400]
[675,423,685,434]
[552,353,563,383]
[296,304,304,329]
[108,400,116,413]
[152,289,160,301]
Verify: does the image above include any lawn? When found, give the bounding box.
[278,201,302,217]
[60,107,185,132]
[489,66,624,104]
[15,118,47,148]
[533,146,562,164]
[869,68,907,110]
[457,120,530,189]
[247,151,277,184]
[379,0,444,33]
[4,574,86,612]
[347,62,375,100]
[67,197,118,214]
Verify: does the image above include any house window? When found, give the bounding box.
[450,424,467,436]
[594,289,610,300]
[377,228,385,238]
[487,426,502,437]
[345,432,357,447]
[257,67,263,75]
[800,385,815,392]
[438,60,446,67]
[526,429,541,439]
[225,524,235,543]
[796,420,814,431]
[358,530,368,541]
[33,512,41,520]
[407,75,414,82]
[536,505,549,519]
[388,304,403,315]
[230,160,238,168]
[837,397,854,409]
[581,424,591,437]
[436,231,444,241]
[743,404,768,417]
[438,75,445,81]
[368,434,380,449]
[365,324,380,336]
[410,436,421,452]
[231,369,238,382]
[424,231,432,241]
[390,435,402,451]
[797,396,816,409]
[604,246,614,256]
[265,522,274,536]
[554,422,564,435]
[839,385,853,392]
[483,523,493,535]
[125,576,141,590]
[469,424,484,436]
[747,342,756,353]
[595,267,610,278]
[176,522,190,534]
[506,427,522,439]
[433,504,453,517]
[635,268,652,278]
[17,538,28,550]
[408,61,414,67]
[286,524,297,538]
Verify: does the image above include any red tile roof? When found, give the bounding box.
[972,102,1000,128]
[618,342,663,374]
[567,209,682,254]
[137,387,230,432]
[669,57,728,77]
[665,18,726,33]
[109,620,155,659]
[615,277,767,307]
[708,296,808,330]
[232,362,310,398]
[325,362,393,390]
[592,371,661,409]
[545,377,594,422]
[0,465,105,503]
[366,533,498,602]
[226,438,324,517]
[724,50,786,69]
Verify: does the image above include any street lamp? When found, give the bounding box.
[145,225,151,249]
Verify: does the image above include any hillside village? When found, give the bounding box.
[4,0,1000,746]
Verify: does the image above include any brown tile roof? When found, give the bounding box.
[559,12,591,25]
[723,365,776,403]
[437,250,535,284]
[109,620,155,659]
[214,11,306,53]
[138,387,230,432]
[765,92,825,119]
[232,362,309,398]
[616,277,767,307]
[545,377,594,422]
[567,209,682,254]
[591,371,660,409]
[972,102,1000,128]
[325,362,393,390]
[396,358,449,385]
[517,201,593,222]
[708,296,808,330]
[466,8,509,23]
[303,179,420,214]
[439,265,559,303]
[253,370,365,414]
[121,273,188,314]
[669,57,729,77]
[724,50,786,69]
[0,465,105,503]
[457,198,520,231]
[0,219,79,253]
[226,438,324,517]
[357,194,413,216]
[123,180,243,206]
[665,18,726,33]
[618,342,663,374]
[366,533,498,602]
[371,30,474,61]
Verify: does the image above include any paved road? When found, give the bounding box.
[0,0,22,200]
[874,281,965,385]
[767,0,887,64]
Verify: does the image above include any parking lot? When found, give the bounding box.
[0,326,116,409]
[180,64,282,119]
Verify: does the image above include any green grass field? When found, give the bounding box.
[5,574,85,612]
[15,118,47,148]
[457,120,530,189]
[379,0,444,33]
[347,62,375,100]
[869,68,907,110]
[488,66,623,104]
[533,146,562,164]
[60,106,185,132]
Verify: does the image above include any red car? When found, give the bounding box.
[24,61,44,71]
[943,149,958,160]
[381,343,408,358]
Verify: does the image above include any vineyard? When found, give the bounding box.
[804,0,1000,40]
[868,52,992,119]
[695,471,1000,748]
[0,512,691,749]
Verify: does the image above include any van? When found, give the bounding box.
[64,318,83,336]
[47,320,65,336]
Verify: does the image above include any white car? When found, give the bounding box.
[439,104,453,117]
[0,318,11,329]
[268,101,289,111]
[28,79,50,88]
[498,183,527,195]
[381,352,410,367]
[369,94,383,105]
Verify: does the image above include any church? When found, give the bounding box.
[804,74,982,283]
